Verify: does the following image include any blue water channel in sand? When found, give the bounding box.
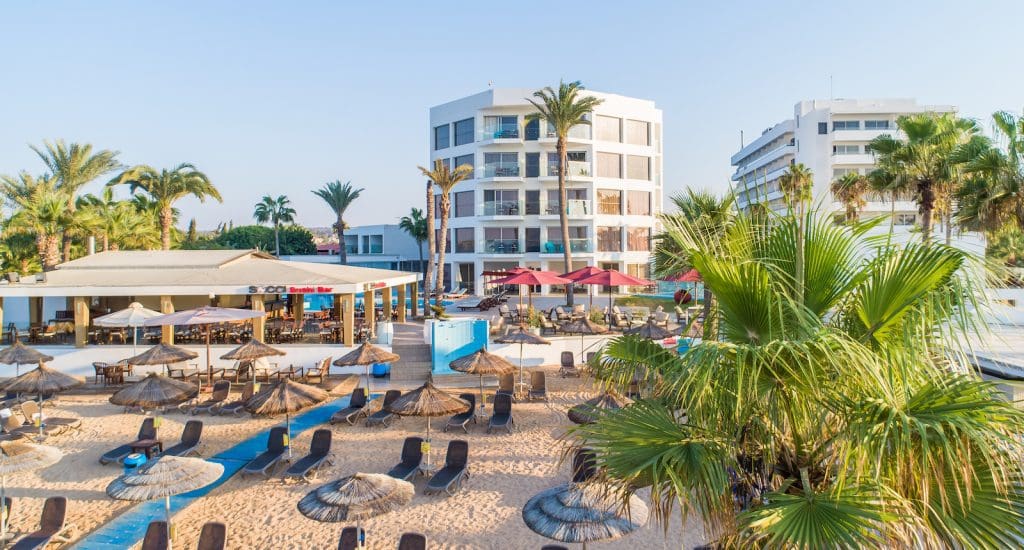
[71,394,353,549]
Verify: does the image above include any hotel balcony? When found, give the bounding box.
[539,199,593,218]
[540,161,592,181]
[476,163,522,181]
[478,125,521,144]
[539,239,593,254]
[478,200,524,218]
[479,239,522,255]
[538,125,592,144]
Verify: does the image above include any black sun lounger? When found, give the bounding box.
[162,420,202,457]
[443,393,476,433]
[398,532,427,550]
[100,418,156,465]
[141,521,168,550]
[11,496,69,550]
[218,381,255,416]
[190,380,231,415]
[386,436,423,481]
[365,390,401,428]
[284,429,332,481]
[424,440,470,496]
[487,393,514,434]
[197,521,227,550]
[241,426,287,478]
[337,526,364,550]
[329,388,367,425]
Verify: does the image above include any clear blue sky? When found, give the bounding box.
[2,1,1021,229]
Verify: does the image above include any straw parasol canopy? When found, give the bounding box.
[107,455,224,550]
[0,441,62,541]
[449,349,515,412]
[127,343,198,369]
[560,318,609,363]
[522,482,649,549]
[145,306,266,385]
[624,319,674,340]
[109,373,199,410]
[495,327,551,394]
[0,342,53,376]
[220,338,285,361]
[2,364,83,441]
[386,379,470,470]
[333,342,400,392]
[245,378,329,457]
[567,392,629,425]
[298,473,413,523]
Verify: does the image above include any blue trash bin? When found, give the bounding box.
[676,338,692,354]
[371,363,391,378]
[123,453,147,474]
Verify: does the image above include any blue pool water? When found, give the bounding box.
[305,294,453,311]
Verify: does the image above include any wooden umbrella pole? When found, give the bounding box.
[478,374,486,414]
[205,326,212,390]
[286,412,292,459]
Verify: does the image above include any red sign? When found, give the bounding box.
[288,286,333,293]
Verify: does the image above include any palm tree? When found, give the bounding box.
[29,140,120,261]
[5,176,67,270]
[425,178,436,308]
[108,163,220,250]
[418,160,472,301]
[398,207,428,277]
[0,232,41,275]
[579,208,1024,548]
[955,111,1024,235]
[526,81,604,306]
[830,172,870,223]
[870,113,980,242]
[253,195,297,256]
[312,181,363,264]
[778,163,814,305]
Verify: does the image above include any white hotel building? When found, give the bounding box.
[428,88,663,295]
[731,98,983,253]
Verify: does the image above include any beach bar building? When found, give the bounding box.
[0,250,420,347]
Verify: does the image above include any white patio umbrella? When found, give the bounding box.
[94,302,163,356]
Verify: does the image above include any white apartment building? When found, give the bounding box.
[429,88,663,295]
[731,98,983,253]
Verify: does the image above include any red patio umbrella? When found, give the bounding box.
[575,269,654,314]
[489,270,572,309]
[664,268,701,283]
[561,266,605,308]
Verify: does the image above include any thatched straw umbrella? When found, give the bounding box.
[2,364,83,441]
[127,343,199,375]
[220,338,286,380]
[449,348,515,413]
[560,318,609,363]
[0,441,61,542]
[522,482,649,550]
[385,380,469,471]
[245,378,329,458]
[107,455,223,550]
[495,327,550,395]
[333,342,400,393]
[0,341,53,376]
[567,392,629,425]
[624,319,674,340]
[109,373,199,410]
[298,472,413,542]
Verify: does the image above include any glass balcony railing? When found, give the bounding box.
[479,200,523,216]
[545,161,591,177]
[541,239,592,253]
[480,164,521,178]
[482,239,521,254]
[481,126,520,140]
[542,199,592,216]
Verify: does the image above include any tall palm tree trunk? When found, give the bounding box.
[436,196,450,301]
[274,224,281,256]
[160,206,174,250]
[337,216,347,265]
[416,241,424,279]
[425,182,436,311]
[61,233,72,263]
[43,235,60,271]
[557,138,575,306]
[919,179,935,243]
[101,234,109,252]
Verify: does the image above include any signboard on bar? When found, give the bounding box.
[247,286,334,294]
[363,282,386,291]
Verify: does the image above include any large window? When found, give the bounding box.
[595,115,621,142]
[833,144,859,155]
[454,228,474,253]
[483,227,519,253]
[627,191,651,216]
[525,152,540,177]
[434,124,450,150]
[483,115,518,139]
[453,154,474,174]
[525,190,540,215]
[361,234,383,254]
[483,152,519,177]
[833,120,860,131]
[864,120,890,130]
[482,189,519,215]
[625,120,650,145]
[457,263,475,293]
[453,191,474,218]
[454,118,474,146]
[525,227,541,252]
[626,227,650,251]
[626,155,650,180]
[597,227,621,251]
[343,235,358,255]
[596,152,622,178]
[524,119,540,141]
[435,229,450,254]
[597,189,622,214]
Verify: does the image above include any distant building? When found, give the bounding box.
[429,87,663,295]
[283,224,426,273]
[731,98,983,253]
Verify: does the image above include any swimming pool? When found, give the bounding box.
[304,294,453,311]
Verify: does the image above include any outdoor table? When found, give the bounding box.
[130,439,163,459]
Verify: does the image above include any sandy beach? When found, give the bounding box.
[1,367,704,549]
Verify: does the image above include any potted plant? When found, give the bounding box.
[525,306,544,335]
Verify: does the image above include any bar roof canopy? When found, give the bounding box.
[0,250,419,297]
